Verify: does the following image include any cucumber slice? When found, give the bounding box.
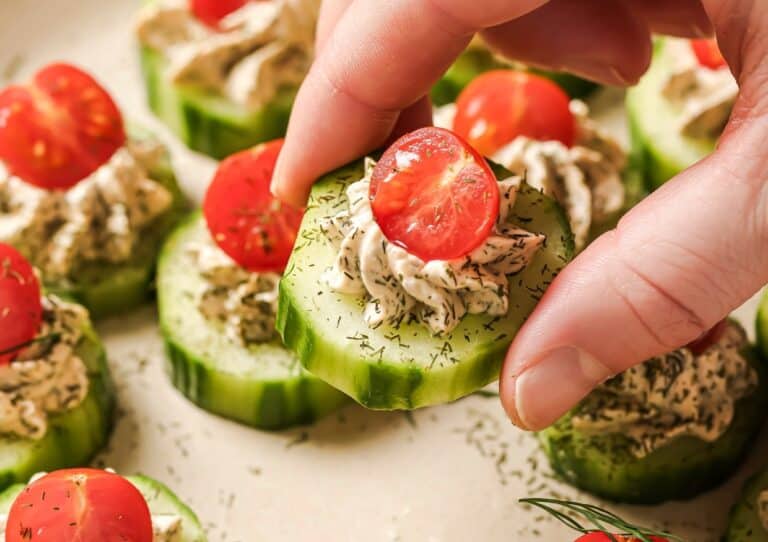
[0,474,206,542]
[0,324,115,491]
[140,46,296,160]
[725,465,768,541]
[157,212,349,430]
[538,345,768,505]
[757,290,768,361]
[277,159,574,410]
[626,38,719,190]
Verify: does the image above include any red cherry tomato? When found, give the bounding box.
[190,0,247,27]
[203,139,304,273]
[0,63,125,190]
[686,319,728,355]
[576,534,668,542]
[6,468,153,542]
[691,39,727,70]
[0,243,42,365]
[369,127,500,261]
[453,70,575,157]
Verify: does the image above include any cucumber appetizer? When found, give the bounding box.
[158,140,348,429]
[277,126,574,409]
[136,0,319,159]
[725,464,768,541]
[0,244,114,490]
[0,468,205,541]
[539,319,767,504]
[0,63,186,319]
[627,37,737,189]
[434,69,645,250]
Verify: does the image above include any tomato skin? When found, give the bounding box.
[369,127,500,262]
[686,319,727,355]
[190,0,247,27]
[690,39,727,70]
[0,243,42,365]
[0,63,125,191]
[576,534,668,542]
[453,70,575,157]
[6,469,153,542]
[203,139,304,273]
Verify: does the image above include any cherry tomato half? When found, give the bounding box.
[190,0,247,27]
[203,139,304,273]
[453,70,575,157]
[6,468,153,542]
[0,63,125,190]
[690,39,727,70]
[369,127,500,262]
[0,243,42,365]
[576,534,668,542]
[686,319,728,356]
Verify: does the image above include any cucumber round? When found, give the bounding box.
[725,465,768,541]
[276,159,574,410]
[538,345,768,505]
[157,212,349,430]
[626,38,720,190]
[0,474,206,542]
[0,324,115,491]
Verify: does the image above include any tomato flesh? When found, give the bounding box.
[369,127,500,262]
[6,468,153,542]
[0,243,42,365]
[686,319,727,355]
[690,39,727,70]
[453,70,575,157]
[190,0,247,27]
[203,139,304,273]
[0,63,125,190]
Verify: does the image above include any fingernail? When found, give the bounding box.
[509,346,613,430]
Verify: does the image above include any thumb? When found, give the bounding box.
[500,1,768,430]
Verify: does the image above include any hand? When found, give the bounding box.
[272,0,768,430]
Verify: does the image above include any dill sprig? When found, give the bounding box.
[519,497,683,542]
[0,333,61,358]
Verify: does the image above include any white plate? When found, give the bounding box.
[0,1,765,540]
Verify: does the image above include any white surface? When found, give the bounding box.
[0,1,765,540]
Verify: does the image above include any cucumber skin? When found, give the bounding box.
[0,325,115,491]
[725,466,768,541]
[538,346,768,505]
[158,213,349,430]
[140,46,295,160]
[277,159,574,410]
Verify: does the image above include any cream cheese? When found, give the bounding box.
[135,0,319,110]
[0,141,173,281]
[661,37,738,139]
[0,296,90,440]
[320,158,545,335]
[189,234,280,345]
[572,321,757,458]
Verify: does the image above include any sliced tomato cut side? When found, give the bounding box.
[690,39,727,70]
[369,127,500,261]
[0,243,42,365]
[190,0,248,27]
[203,139,305,273]
[453,70,575,156]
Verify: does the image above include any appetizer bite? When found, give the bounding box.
[277,127,574,409]
[157,139,348,429]
[539,319,767,504]
[627,37,736,188]
[435,69,644,250]
[0,63,186,318]
[136,0,319,159]
[725,464,768,541]
[0,468,206,541]
[0,244,114,490]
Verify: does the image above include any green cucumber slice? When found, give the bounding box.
[626,38,719,190]
[157,212,349,430]
[757,290,768,361]
[276,159,574,410]
[724,465,768,541]
[0,474,206,542]
[538,343,768,504]
[140,46,296,160]
[0,324,115,491]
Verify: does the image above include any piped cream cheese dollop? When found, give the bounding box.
[135,0,319,110]
[188,234,280,345]
[661,37,738,139]
[571,321,757,458]
[320,159,545,335]
[0,141,173,280]
[0,296,90,440]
